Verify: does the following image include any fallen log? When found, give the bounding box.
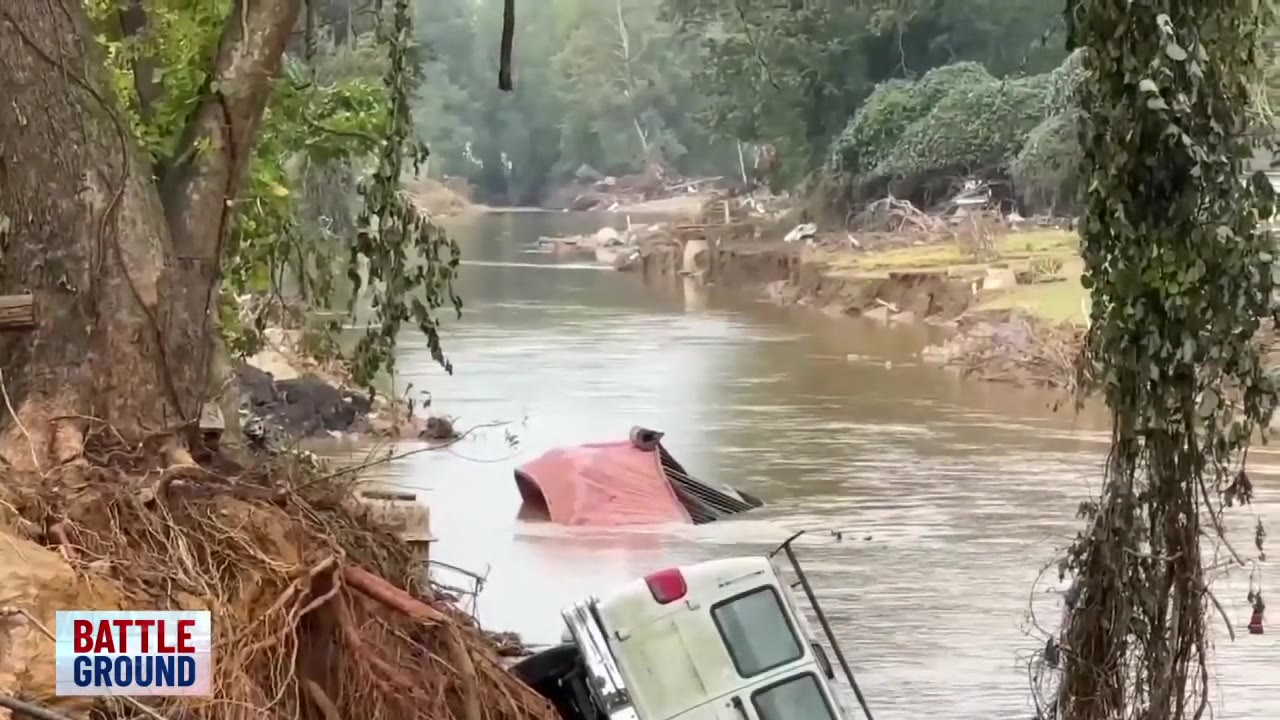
[0,294,35,332]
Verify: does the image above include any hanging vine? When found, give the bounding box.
[346,0,462,388]
[1038,2,1277,719]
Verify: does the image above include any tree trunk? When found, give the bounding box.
[0,0,300,470]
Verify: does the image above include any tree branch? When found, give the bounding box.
[117,0,159,120]
[162,0,301,242]
[157,0,303,424]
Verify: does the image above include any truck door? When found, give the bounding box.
[734,672,841,720]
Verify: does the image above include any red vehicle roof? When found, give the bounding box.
[515,440,693,526]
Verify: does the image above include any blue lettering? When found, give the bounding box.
[93,656,113,687]
[113,656,131,686]
[133,655,152,687]
[155,656,174,686]
[73,656,93,686]
[71,654,199,689]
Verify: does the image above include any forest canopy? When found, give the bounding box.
[409,0,1068,206]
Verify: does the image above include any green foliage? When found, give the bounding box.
[663,0,1067,184]
[346,0,461,385]
[830,63,993,175]
[1011,50,1088,214]
[822,58,1071,207]
[1009,110,1082,214]
[875,74,1049,178]
[1045,2,1277,718]
[410,0,727,205]
[87,0,460,384]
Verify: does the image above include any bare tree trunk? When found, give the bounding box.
[0,0,301,470]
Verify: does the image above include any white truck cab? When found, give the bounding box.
[512,538,874,720]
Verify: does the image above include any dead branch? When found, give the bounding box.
[344,565,447,624]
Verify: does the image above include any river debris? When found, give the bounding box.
[535,224,661,270]
[0,434,556,720]
[514,426,763,525]
[921,310,1084,390]
[233,329,436,445]
[543,166,724,213]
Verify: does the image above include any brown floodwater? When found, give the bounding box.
[326,211,1279,720]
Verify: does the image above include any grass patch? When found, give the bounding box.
[976,257,1089,325]
[812,228,1089,324]
[825,229,1078,278]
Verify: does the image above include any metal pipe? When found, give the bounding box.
[780,536,876,720]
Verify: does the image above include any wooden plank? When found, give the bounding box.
[0,294,35,332]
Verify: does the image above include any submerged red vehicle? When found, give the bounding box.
[514,427,764,526]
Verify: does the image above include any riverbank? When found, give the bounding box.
[404,176,487,217]
[234,328,454,447]
[636,222,1091,390]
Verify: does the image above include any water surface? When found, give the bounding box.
[334,211,1278,720]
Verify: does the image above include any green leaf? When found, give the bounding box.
[1165,42,1188,62]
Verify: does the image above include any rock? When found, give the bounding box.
[764,280,797,305]
[889,311,917,325]
[968,321,997,339]
[784,222,818,244]
[246,347,300,380]
[574,164,604,182]
[982,267,1019,291]
[570,194,601,211]
[593,227,621,245]
[420,415,459,441]
[861,306,891,323]
[236,363,372,441]
[920,345,949,364]
[821,304,848,318]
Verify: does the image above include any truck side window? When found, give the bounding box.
[751,673,836,720]
[711,586,803,677]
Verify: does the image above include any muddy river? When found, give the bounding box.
[332,211,1278,720]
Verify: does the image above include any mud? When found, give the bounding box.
[236,362,373,438]
[635,236,1079,390]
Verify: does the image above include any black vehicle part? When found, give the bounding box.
[510,643,603,720]
[657,442,762,523]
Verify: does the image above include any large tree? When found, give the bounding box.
[0,0,302,469]
[0,0,474,469]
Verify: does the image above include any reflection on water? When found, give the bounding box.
[327,212,1278,720]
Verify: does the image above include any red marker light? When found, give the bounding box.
[644,568,687,605]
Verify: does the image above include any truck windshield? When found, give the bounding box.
[752,673,836,720]
[711,585,803,677]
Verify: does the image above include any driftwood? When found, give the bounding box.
[0,294,34,331]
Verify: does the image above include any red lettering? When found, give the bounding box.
[73,620,93,653]
[111,619,132,653]
[157,619,174,653]
[135,619,154,652]
[94,620,114,653]
[177,619,195,653]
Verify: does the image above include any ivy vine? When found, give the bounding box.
[1041,2,1277,719]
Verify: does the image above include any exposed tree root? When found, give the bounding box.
[0,430,557,720]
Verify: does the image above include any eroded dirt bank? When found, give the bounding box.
[634,227,1088,390]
